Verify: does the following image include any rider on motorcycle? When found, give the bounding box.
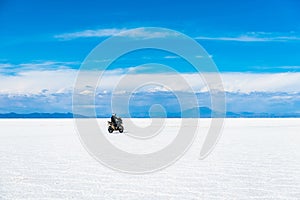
[108,113,124,133]
[111,113,120,128]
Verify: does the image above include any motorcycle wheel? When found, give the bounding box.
[108,126,113,133]
[119,126,124,133]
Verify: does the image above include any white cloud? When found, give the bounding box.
[0,61,79,76]
[54,28,180,40]
[269,66,300,70]
[0,63,12,68]
[0,61,81,94]
[5,56,300,115]
[117,28,180,39]
[1,65,300,95]
[196,36,269,42]
[195,32,300,42]
[164,56,180,59]
[0,69,77,95]
[220,72,300,93]
[54,28,127,40]
[1,66,300,114]
[19,61,79,68]
[55,29,300,42]
[1,60,300,96]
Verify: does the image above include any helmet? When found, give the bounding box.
[112,113,116,116]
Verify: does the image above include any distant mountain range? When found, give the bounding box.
[1,107,300,118]
[121,107,300,118]
[0,112,86,118]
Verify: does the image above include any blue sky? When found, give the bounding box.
[1,0,300,71]
[0,0,300,115]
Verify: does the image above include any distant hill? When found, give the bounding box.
[0,109,300,118]
[0,112,87,118]
[228,112,300,118]
[182,107,300,118]
[121,106,300,118]
[181,107,214,118]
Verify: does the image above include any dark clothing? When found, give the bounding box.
[111,116,117,127]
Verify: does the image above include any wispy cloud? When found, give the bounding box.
[55,29,300,42]
[164,56,180,59]
[19,61,79,68]
[195,32,300,42]
[118,28,180,39]
[254,65,300,71]
[54,28,180,40]
[0,61,79,76]
[54,28,127,40]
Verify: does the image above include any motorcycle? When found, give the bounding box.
[107,117,124,133]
